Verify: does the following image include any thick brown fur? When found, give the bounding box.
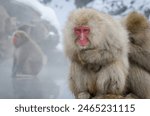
[123,11,150,98]
[64,8,129,99]
[125,11,149,34]
[12,31,45,78]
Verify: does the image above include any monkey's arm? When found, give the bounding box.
[69,62,91,99]
[12,58,24,77]
[13,50,28,77]
[79,48,120,66]
[129,43,150,72]
[96,61,126,95]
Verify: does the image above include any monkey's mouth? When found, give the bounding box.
[76,37,90,47]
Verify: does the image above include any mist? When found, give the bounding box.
[0,0,149,99]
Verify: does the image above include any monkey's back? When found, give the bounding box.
[16,40,44,76]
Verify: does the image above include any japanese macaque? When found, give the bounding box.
[63,8,129,99]
[123,11,150,98]
[12,31,45,78]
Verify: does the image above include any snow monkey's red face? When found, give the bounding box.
[12,32,20,47]
[12,31,27,48]
[74,26,90,48]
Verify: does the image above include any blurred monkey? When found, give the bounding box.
[64,8,129,99]
[12,31,46,78]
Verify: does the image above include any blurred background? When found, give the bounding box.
[0,0,149,99]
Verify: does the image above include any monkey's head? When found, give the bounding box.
[64,8,101,51]
[12,31,29,48]
[125,11,150,45]
[64,8,127,59]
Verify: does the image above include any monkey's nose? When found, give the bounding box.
[81,33,84,40]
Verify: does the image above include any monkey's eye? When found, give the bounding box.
[83,28,90,34]
[74,28,81,35]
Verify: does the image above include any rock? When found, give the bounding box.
[75,0,93,8]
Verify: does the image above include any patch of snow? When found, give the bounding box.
[56,42,63,52]
[49,31,55,36]
[15,0,60,30]
[47,0,76,52]
[88,0,150,17]
[48,0,76,28]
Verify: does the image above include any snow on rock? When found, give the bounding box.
[48,0,76,28]
[14,0,63,51]
[56,42,63,52]
[88,0,150,19]
[47,0,76,52]
[15,0,60,29]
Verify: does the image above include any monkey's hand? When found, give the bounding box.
[77,92,91,99]
[93,94,125,99]
[69,62,91,99]
[125,93,139,99]
[79,49,116,66]
[78,49,97,63]
[77,52,86,65]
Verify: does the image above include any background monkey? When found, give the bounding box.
[63,8,129,99]
[12,31,46,78]
[123,11,150,98]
